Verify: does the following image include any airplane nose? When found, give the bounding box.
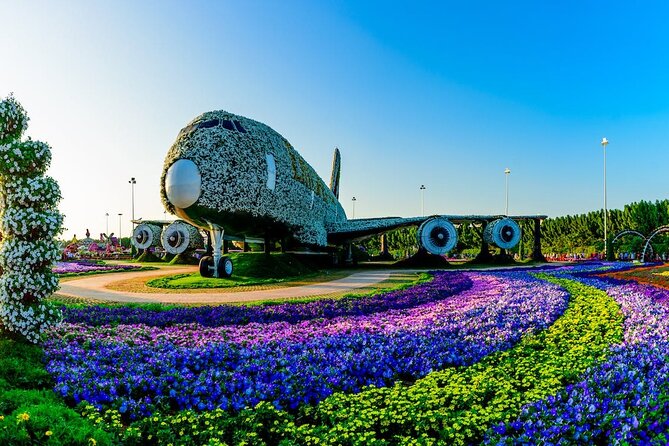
[165,159,201,209]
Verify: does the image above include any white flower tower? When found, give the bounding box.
[0,94,63,343]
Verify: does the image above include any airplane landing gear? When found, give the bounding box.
[199,255,233,278]
[201,224,234,278]
[218,256,233,277]
[199,256,214,278]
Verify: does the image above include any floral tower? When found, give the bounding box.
[0,95,63,342]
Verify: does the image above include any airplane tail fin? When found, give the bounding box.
[329,147,341,199]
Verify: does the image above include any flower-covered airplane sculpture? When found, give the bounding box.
[159,110,543,277]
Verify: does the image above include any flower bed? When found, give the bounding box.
[485,270,669,444]
[8,262,669,444]
[53,261,141,276]
[45,270,569,423]
[83,273,623,445]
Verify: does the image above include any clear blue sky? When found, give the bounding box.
[2,1,668,239]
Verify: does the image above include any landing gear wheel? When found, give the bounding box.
[199,256,214,278]
[217,256,233,278]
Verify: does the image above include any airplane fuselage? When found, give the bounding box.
[161,111,347,246]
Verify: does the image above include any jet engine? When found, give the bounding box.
[160,220,204,255]
[416,217,458,255]
[483,218,521,249]
[131,223,163,250]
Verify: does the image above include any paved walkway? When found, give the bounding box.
[57,262,560,305]
[58,267,392,304]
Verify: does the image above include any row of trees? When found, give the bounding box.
[360,199,669,259]
[541,199,669,255]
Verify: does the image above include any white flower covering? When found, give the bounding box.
[0,94,28,144]
[160,111,347,247]
[0,271,59,301]
[0,239,61,272]
[161,220,203,255]
[3,176,61,208]
[0,95,62,343]
[1,207,63,239]
[130,223,162,250]
[483,217,522,249]
[0,139,51,175]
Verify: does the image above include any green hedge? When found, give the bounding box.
[0,337,111,445]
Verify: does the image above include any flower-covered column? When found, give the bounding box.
[0,94,63,343]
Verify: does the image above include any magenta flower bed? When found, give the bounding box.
[53,261,140,275]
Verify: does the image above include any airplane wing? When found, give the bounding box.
[326,216,425,243]
[326,214,547,244]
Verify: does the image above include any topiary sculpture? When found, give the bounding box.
[0,94,63,343]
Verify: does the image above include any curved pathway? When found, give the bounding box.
[57,262,560,305]
[58,267,392,304]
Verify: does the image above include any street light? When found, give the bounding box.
[351,196,357,219]
[105,212,109,235]
[420,185,426,217]
[129,177,136,227]
[504,168,511,215]
[118,213,123,248]
[601,137,609,258]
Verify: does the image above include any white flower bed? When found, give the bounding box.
[0,95,62,343]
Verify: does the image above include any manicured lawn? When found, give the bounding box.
[146,253,318,289]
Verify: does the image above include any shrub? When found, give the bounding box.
[0,338,52,389]
[0,404,113,445]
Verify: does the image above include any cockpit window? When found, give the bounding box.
[222,119,235,131]
[234,120,247,133]
[179,117,247,137]
[198,119,219,129]
[266,153,276,191]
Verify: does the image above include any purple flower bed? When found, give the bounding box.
[53,261,140,275]
[45,270,569,420]
[485,268,669,444]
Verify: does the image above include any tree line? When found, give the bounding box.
[360,199,669,259]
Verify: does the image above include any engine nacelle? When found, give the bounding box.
[161,220,204,255]
[417,217,458,255]
[483,218,521,249]
[131,223,163,250]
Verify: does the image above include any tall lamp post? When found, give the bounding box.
[601,137,609,258]
[420,185,426,217]
[129,177,136,227]
[105,212,109,235]
[118,213,123,248]
[351,197,357,219]
[504,168,511,215]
